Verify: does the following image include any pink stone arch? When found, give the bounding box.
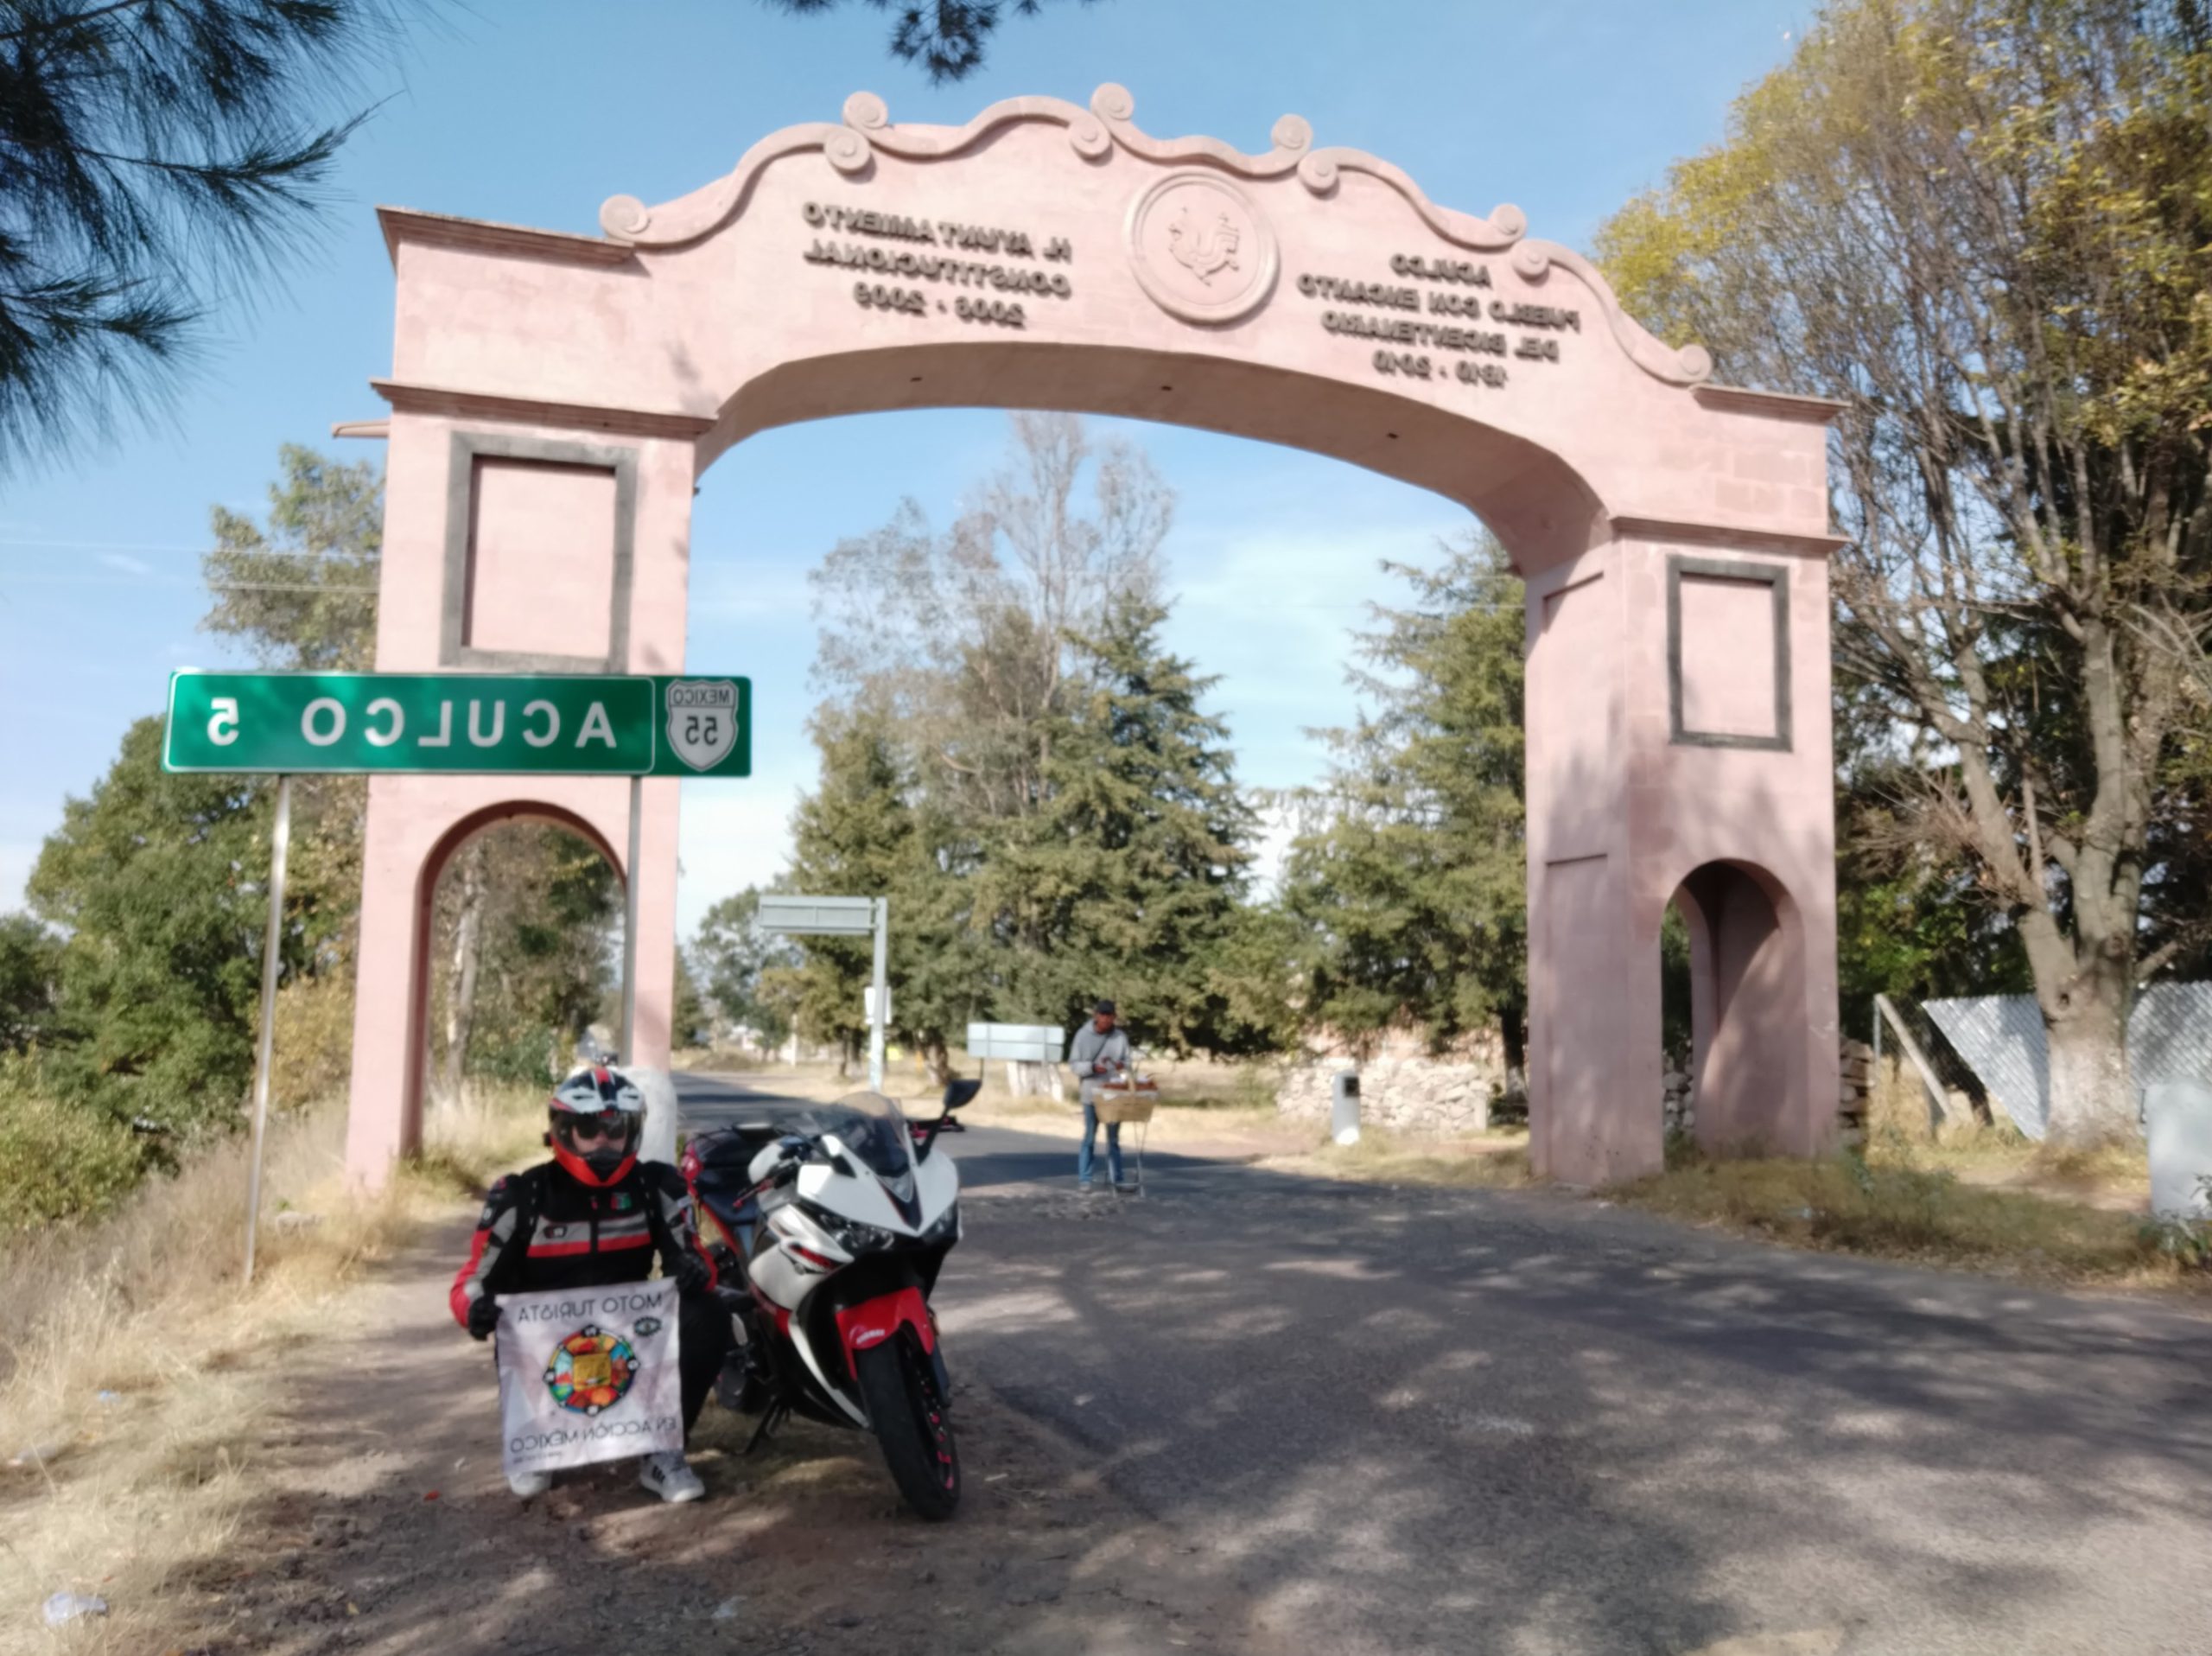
[341,84,1843,1188]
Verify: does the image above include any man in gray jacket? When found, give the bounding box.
[1067,999,1135,1194]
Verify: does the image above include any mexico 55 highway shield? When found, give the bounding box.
[162,672,750,778]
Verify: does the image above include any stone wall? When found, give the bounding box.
[1666,1041,1872,1141]
[1276,1027,1508,1135]
[1286,1036,1876,1142]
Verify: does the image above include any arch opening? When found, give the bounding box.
[405,801,625,1147]
[1668,860,1808,1156]
[700,341,1613,576]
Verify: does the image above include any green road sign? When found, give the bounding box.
[163,672,751,778]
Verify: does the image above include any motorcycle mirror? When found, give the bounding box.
[747,1137,808,1185]
[942,1078,982,1112]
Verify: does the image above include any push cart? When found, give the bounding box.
[1090,1077,1159,1196]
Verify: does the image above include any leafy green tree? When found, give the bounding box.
[764,0,1099,82]
[0,1,419,467]
[780,709,981,1080]
[810,412,1171,830]
[690,887,798,1049]
[26,717,296,1137]
[1279,532,1528,1068]
[1596,0,2212,1146]
[203,443,382,672]
[0,912,60,1051]
[0,1063,146,1226]
[986,595,1268,1054]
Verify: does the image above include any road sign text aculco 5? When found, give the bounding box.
[163,672,751,778]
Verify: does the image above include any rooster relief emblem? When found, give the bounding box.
[1125,172,1276,324]
[1166,207,1242,285]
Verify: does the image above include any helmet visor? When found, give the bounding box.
[555,1109,637,1175]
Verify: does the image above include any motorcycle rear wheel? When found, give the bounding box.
[855,1338,960,1519]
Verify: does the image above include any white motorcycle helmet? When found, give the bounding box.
[548,1064,645,1187]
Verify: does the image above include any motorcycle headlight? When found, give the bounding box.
[811,1209,899,1256]
[921,1203,960,1245]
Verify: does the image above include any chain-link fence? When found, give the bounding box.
[1899,982,2212,1141]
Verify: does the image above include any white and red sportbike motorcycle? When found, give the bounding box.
[681,1082,977,1519]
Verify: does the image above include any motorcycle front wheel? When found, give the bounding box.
[855,1337,960,1519]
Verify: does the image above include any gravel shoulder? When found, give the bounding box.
[156,1223,1290,1656]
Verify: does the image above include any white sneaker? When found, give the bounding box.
[507,1468,552,1499]
[638,1449,704,1504]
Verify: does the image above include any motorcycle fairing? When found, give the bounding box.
[835,1285,935,1373]
[797,1150,909,1232]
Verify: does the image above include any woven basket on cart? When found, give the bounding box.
[1090,1079,1159,1124]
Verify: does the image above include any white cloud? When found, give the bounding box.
[98,551,153,576]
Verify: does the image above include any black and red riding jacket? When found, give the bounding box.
[448,1157,716,1328]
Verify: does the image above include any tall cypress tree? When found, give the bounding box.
[988,596,1266,1054]
[782,710,981,1080]
[1279,532,1528,1068]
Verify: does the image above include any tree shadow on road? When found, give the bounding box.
[948,1162,2212,1655]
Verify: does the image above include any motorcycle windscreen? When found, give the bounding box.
[827,1092,918,1180]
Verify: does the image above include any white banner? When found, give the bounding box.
[495,1281,683,1480]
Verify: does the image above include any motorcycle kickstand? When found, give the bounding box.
[744,1401,791,1456]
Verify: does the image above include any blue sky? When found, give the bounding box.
[0,0,1808,935]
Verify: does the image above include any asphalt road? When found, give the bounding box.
[677,1072,2212,1656]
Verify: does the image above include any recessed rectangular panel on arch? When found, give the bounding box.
[1666,555,1792,751]
[440,430,639,674]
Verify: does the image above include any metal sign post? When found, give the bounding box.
[241,775,292,1287]
[620,775,643,1060]
[759,895,888,1090]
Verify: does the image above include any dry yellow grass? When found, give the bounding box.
[1858,1054,2153,1210]
[0,1086,543,1654]
[1610,1147,2199,1289]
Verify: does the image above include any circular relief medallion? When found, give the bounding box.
[1123,170,1279,326]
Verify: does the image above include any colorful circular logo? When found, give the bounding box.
[542,1325,639,1416]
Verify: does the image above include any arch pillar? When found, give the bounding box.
[1522,524,1840,1187]
[343,403,697,1190]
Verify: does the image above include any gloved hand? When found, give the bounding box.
[669,1250,713,1296]
[465,1293,502,1341]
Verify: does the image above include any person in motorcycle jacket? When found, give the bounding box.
[448,1064,733,1502]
